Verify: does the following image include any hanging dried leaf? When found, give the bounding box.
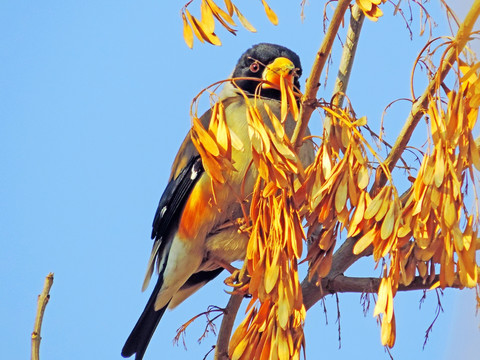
[261,0,278,25]
[185,10,205,44]
[233,5,257,32]
[200,0,216,34]
[224,0,234,16]
[182,12,194,48]
[206,0,236,26]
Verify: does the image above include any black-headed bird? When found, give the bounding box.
[122,43,314,360]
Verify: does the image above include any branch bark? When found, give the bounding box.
[214,293,243,360]
[292,0,353,148]
[332,4,365,108]
[303,236,372,309]
[321,274,464,294]
[31,273,54,360]
[214,259,251,360]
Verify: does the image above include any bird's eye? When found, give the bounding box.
[249,62,260,73]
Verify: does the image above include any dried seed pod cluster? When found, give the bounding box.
[302,107,374,278]
[191,102,240,184]
[181,0,278,48]
[228,83,306,360]
[397,65,480,287]
[363,48,480,347]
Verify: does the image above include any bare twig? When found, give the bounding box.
[31,273,54,360]
[335,293,342,349]
[203,346,216,360]
[174,305,225,349]
[291,0,353,148]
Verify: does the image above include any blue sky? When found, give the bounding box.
[1,1,479,359]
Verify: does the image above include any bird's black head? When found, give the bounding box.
[231,43,302,100]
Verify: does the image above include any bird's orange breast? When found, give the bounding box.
[177,179,216,240]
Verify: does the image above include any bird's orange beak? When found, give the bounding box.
[261,57,297,90]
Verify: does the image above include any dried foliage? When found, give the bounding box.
[303,107,374,279]
[191,100,239,185]
[181,0,278,48]
[179,0,480,359]
[367,38,480,347]
[356,0,386,21]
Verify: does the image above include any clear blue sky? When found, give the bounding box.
[1,1,479,359]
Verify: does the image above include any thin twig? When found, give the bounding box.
[422,289,444,349]
[203,346,216,360]
[31,273,54,360]
[335,293,342,349]
[291,0,353,148]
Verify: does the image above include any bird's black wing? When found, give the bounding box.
[142,155,204,290]
[151,155,204,241]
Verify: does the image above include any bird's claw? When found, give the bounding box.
[224,269,250,295]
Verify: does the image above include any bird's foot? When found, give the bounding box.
[224,269,250,295]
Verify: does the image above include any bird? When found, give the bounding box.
[122,43,314,360]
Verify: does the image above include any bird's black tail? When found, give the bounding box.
[121,279,169,360]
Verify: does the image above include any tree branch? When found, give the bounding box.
[213,293,243,360]
[306,273,465,311]
[292,0,353,148]
[332,4,365,108]
[214,259,251,360]
[31,273,54,360]
[321,274,464,294]
[303,236,372,310]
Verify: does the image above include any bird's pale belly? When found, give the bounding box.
[199,223,250,272]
